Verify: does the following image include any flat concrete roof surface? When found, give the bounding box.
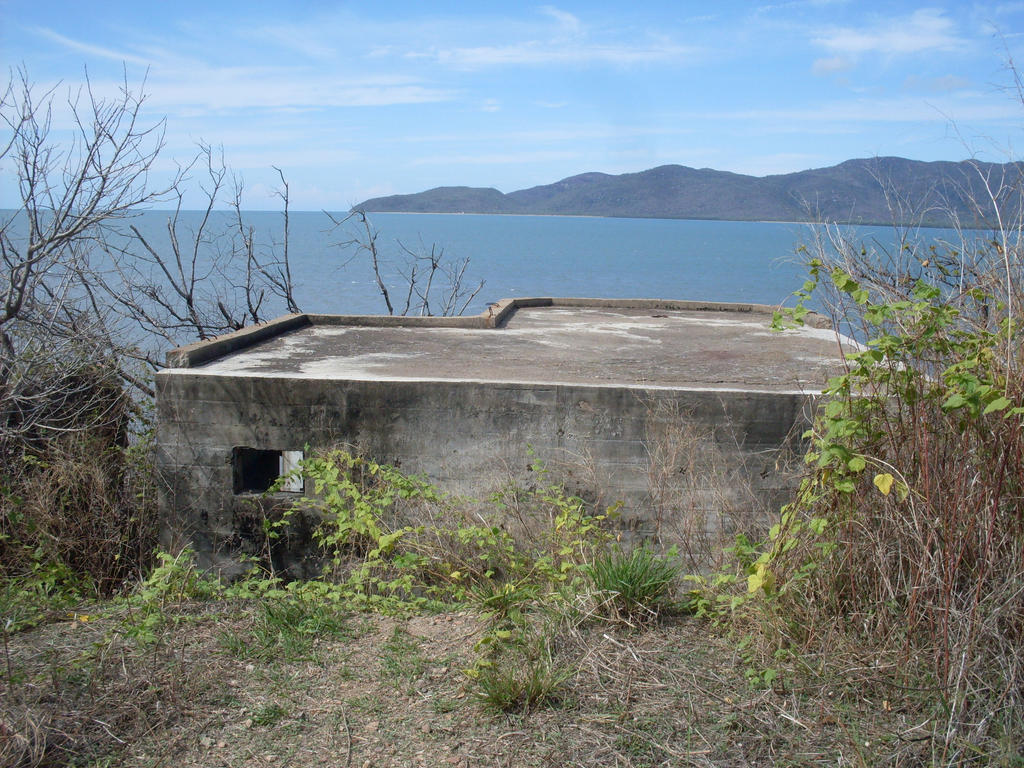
[177,304,850,393]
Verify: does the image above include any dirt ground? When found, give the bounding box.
[2,601,937,767]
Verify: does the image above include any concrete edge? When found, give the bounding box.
[304,312,492,329]
[489,297,832,329]
[164,314,312,368]
[157,367,831,397]
[164,297,832,368]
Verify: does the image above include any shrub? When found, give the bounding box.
[0,368,158,620]
[264,449,616,608]
[753,230,1024,762]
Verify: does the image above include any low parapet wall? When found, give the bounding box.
[165,297,831,369]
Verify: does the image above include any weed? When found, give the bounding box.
[471,638,573,714]
[468,579,539,624]
[259,449,618,615]
[118,549,222,644]
[612,715,678,762]
[641,399,778,571]
[0,565,84,633]
[585,545,681,624]
[467,611,575,716]
[487,450,617,586]
[346,693,387,715]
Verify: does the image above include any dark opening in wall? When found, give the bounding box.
[232,447,303,494]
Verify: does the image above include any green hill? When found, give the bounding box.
[354,157,1023,227]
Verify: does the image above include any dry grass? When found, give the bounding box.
[1,598,955,768]
[0,424,159,600]
[641,398,788,572]
[754,217,1024,765]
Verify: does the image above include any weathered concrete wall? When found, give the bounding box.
[156,370,813,575]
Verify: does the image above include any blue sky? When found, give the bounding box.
[3,0,1024,210]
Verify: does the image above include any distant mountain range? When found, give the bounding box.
[353,157,1024,227]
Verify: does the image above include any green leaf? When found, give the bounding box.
[824,400,845,418]
[911,280,941,300]
[983,396,1012,415]
[847,456,866,472]
[942,393,968,411]
[865,307,887,325]
[831,270,860,293]
[834,479,856,493]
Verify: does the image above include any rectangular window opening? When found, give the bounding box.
[232,447,304,494]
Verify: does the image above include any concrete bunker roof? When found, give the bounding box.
[162,298,851,394]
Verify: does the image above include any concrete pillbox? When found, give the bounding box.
[156,297,848,576]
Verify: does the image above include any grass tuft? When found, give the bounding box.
[585,546,681,623]
[471,635,573,714]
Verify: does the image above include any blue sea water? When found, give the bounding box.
[168,211,828,317]
[5,208,954,320]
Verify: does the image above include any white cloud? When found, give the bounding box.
[539,6,582,35]
[32,26,153,66]
[30,23,460,113]
[72,61,455,113]
[396,5,698,69]
[993,2,1024,14]
[481,98,501,112]
[156,77,452,111]
[240,24,339,61]
[813,8,964,56]
[204,145,363,170]
[432,40,697,68]
[350,182,398,202]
